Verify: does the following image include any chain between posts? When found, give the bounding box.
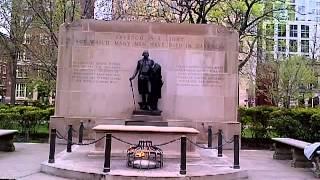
[186,137,234,149]
[111,136,136,146]
[56,129,183,148]
[56,130,106,146]
[56,129,233,149]
[154,137,181,147]
[221,132,235,144]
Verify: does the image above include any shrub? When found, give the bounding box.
[0,112,21,129]
[240,107,320,141]
[310,113,320,141]
[240,106,277,138]
[0,105,54,141]
[270,115,303,139]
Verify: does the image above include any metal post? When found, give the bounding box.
[48,128,56,163]
[67,125,72,153]
[180,136,187,175]
[103,133,112,173]
[233,135,240,169]
[218,129,223,157]
[208,126,212,148]
[79,121,84,144]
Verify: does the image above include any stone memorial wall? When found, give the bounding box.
[51,20,240,142]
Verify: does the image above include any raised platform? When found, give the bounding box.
[41,145,248,180]
[92,125,200,159]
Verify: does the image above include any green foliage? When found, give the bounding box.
[0,105,54,140]
[278,56,317,108]
[27,78,55,107]
[240,106,320,142]
[0,112,21,129]
[270,116,302,139]
[310,113,320,140]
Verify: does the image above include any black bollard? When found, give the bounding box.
[67,125,72,153]
[218,129,223,157]
[103,134,112,173]
[48,128,56,163]
[208,126,212,148]
[79,121,84,144]
[180,136,187,175]
[233,135,240,169]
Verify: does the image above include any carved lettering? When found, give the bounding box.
[68,33,226,51]
[176,65,224,87]
[72,61,121,84]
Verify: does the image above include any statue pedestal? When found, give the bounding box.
[125,110,167,126]
[132,110,161,116]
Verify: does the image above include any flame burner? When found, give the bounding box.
[127,141,163,169]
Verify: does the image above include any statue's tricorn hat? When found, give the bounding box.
[142,50,149,57]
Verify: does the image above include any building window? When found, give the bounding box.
[16,67,27,78]
[39,34,49,45]
[266,39,275,51]
[301,25,309,38]
[266,24,274,37]
[298,6,305,14]
[24,51,31,61]
[289,40,298,52]
[2,65,6,75]
[17,52,25,61]
[16,83,27,98]
[290,25,298,37]
[278,39,286,52]
[278,24,286,37]
[23,34,31,44]
[301,40,309,53]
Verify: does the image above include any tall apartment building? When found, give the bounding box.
[266,0,320,59]
[261,0,320,105]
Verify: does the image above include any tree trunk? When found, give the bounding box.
[9,52,17,105]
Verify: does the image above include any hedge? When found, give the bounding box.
[0,105,54,137]
[240,106,320,142]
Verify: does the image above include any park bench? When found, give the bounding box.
[272,138,320,178]
[0,129,18,152]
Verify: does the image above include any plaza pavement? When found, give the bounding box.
[0,143,318,180]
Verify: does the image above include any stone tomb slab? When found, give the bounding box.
[91,125,199,159]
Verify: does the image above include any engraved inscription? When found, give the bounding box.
[68,33,226,51]
[72,62,121,84]
[176,65,224,87]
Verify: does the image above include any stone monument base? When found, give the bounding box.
[50,116,241,149]
[41,145,248,180]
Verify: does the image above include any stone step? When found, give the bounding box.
[132,110,161,116]
[125,120,168,126]
[131,115,163,121]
